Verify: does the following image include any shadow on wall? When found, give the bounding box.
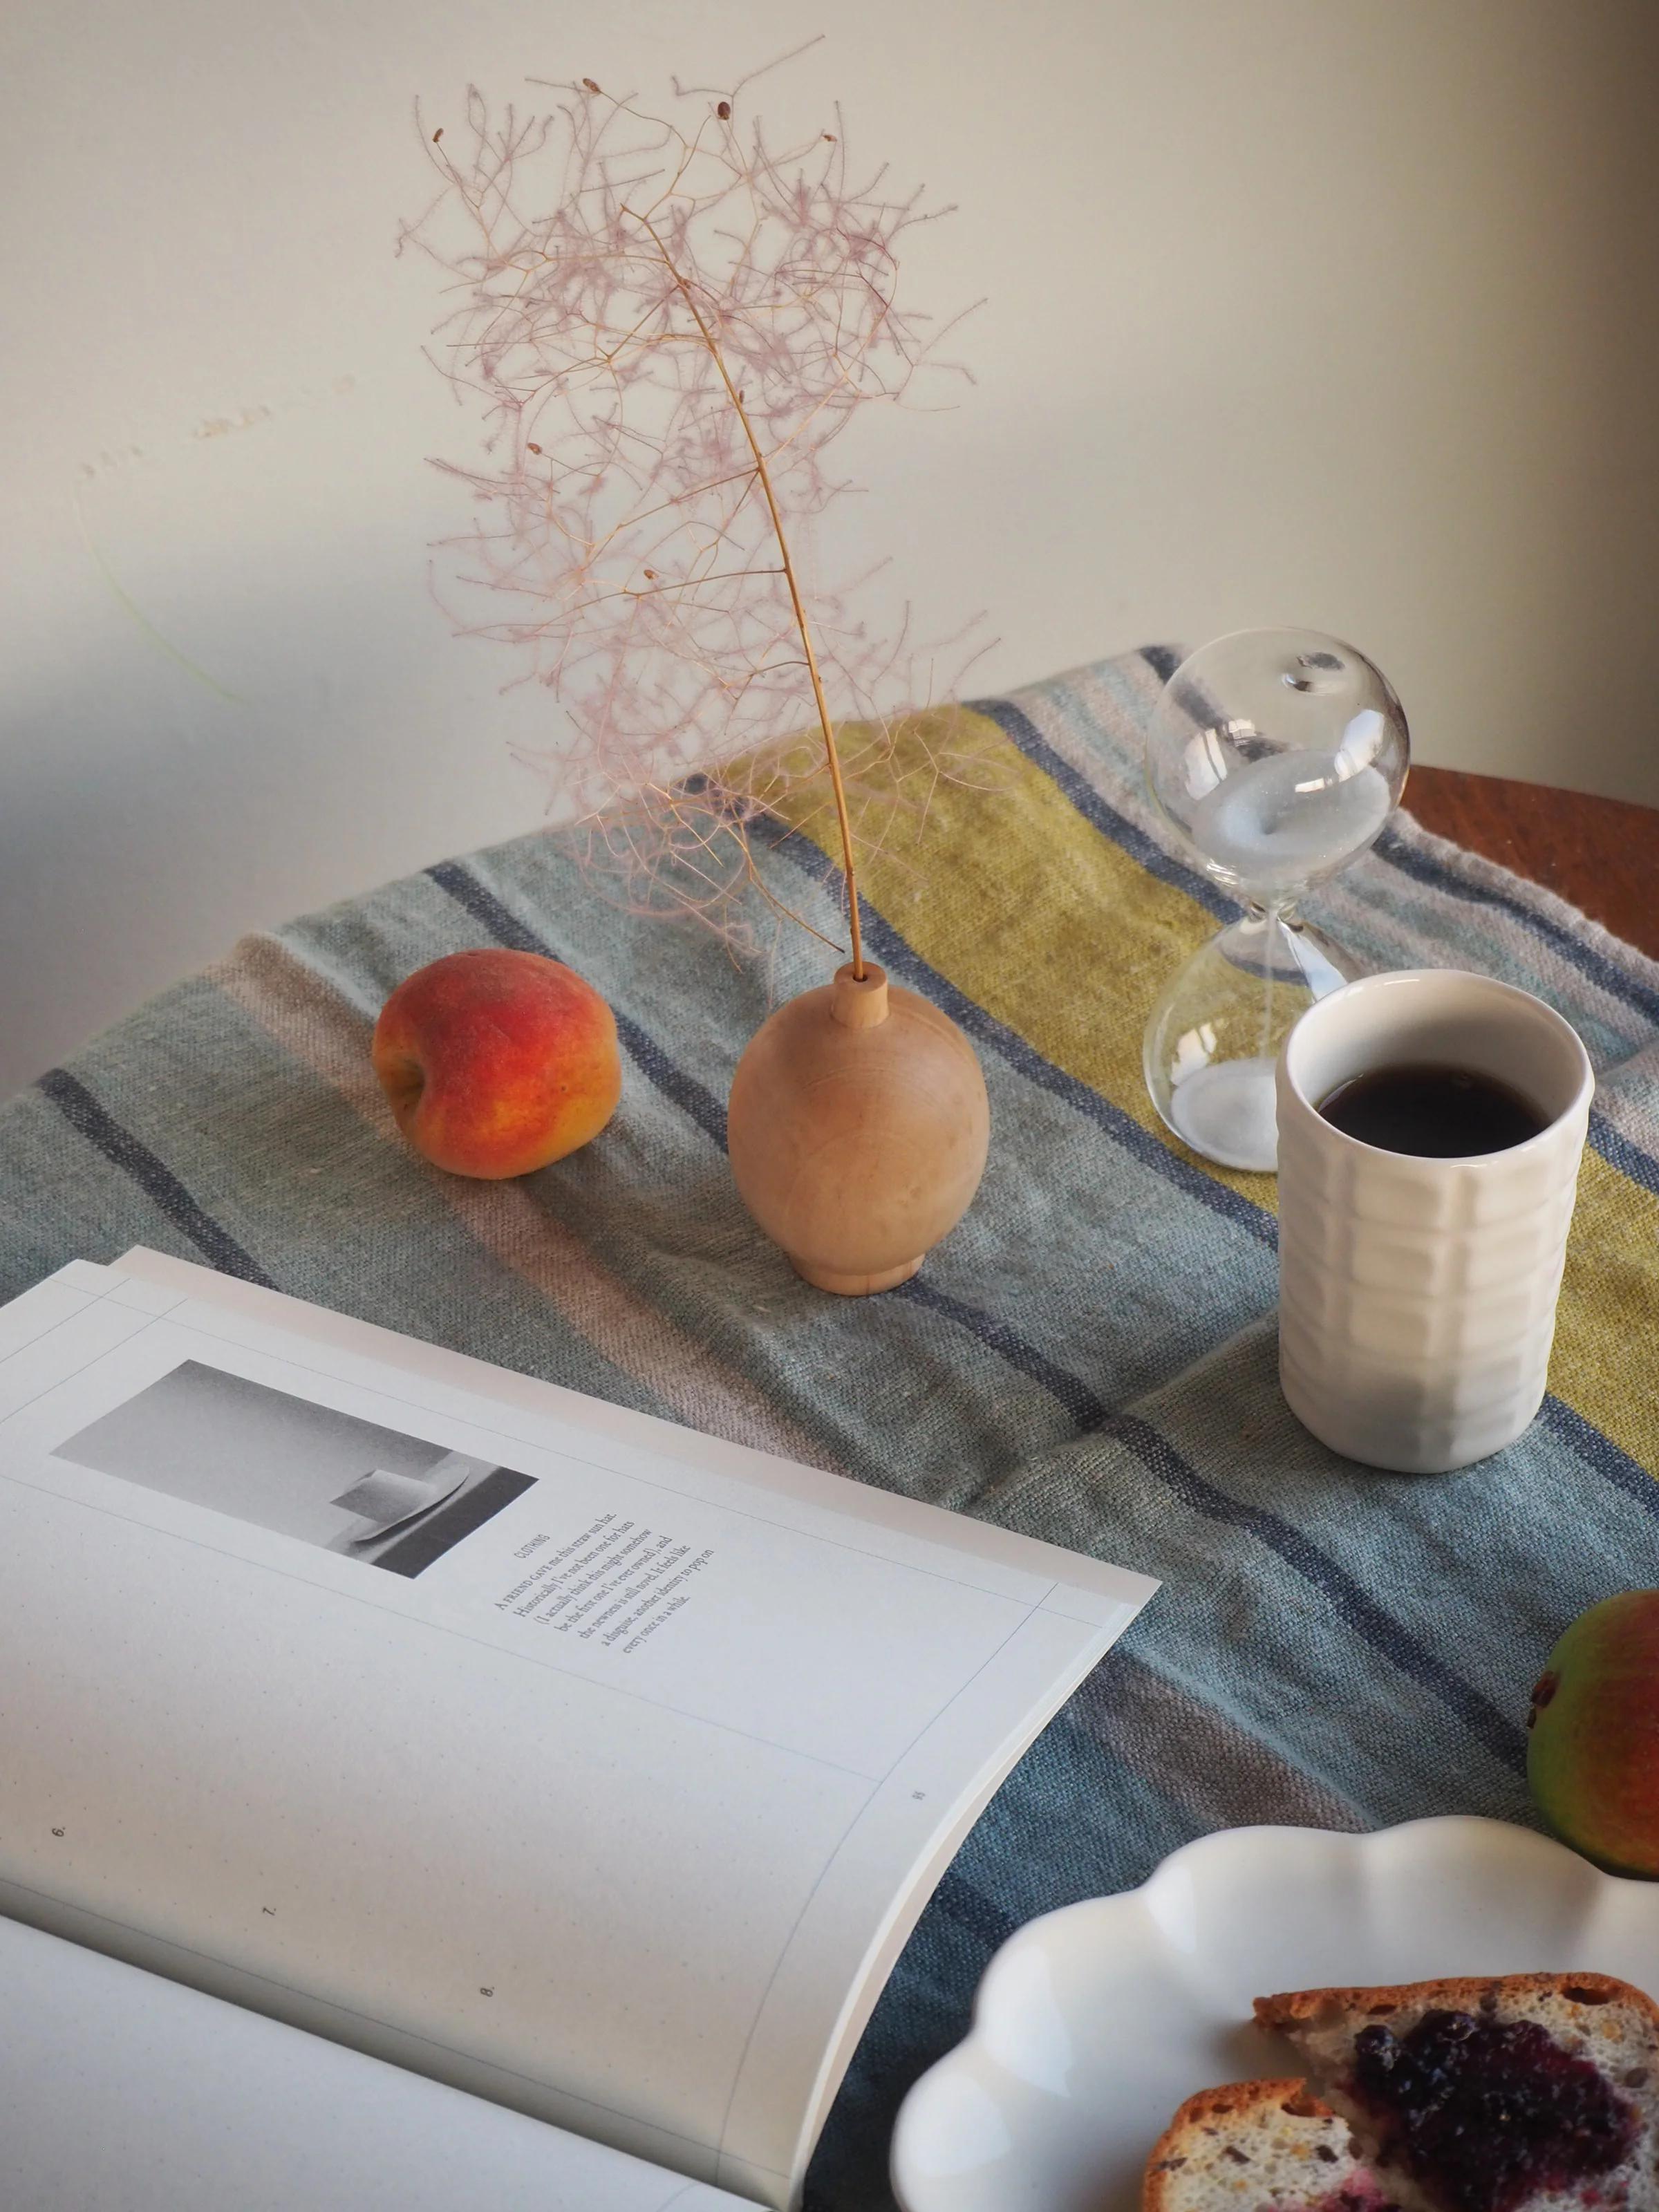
[0,525,546,1103]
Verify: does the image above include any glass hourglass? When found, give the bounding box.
[1142,628,1409,1173]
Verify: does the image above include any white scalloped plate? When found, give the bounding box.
[891,1817,1659,2212]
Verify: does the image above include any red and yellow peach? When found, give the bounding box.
[371,948,621,1178]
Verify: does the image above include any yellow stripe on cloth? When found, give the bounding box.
[769,703,1659,1478]
[1555,1151,1659,1473]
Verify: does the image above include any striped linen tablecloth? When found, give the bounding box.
[2,646,1656,2208]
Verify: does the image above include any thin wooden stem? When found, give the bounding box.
[625,207,866,977]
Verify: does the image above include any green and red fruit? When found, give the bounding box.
[1528,1591,1659,1879]
[372,949,621,1179]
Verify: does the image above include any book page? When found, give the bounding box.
[0,1253,1156,2205]
[0,1911,747,2211]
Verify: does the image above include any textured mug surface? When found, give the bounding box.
[1277,970,1593,1474]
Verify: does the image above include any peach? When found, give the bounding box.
[371,948,621,1178]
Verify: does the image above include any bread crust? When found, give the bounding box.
[1254,1972,1659,2212]
[1145,1977,1659,2212]
[1255,1971,1658,2038]
[1143,2078,1352,2211]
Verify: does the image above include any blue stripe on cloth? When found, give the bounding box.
[1371,827,1659,1029]
[433,865,1126,1438]
[964,693,1241,926]
[37,1068,276,1288]
[1128,647,1659,1027]
[997,674,1659,1058]
[429,866,1138,1441]
[768,793,1627,1759]
[424,859,549,956]
[1588,1107,1659,1201]
[425,861,731,1151]
[430,857,1533,1762]
[1537,1394,1659,1524]
[428,852,1614,1765]
[971,693,1659,1241]
[902,1309,1530,1761]
[438,802,1651,1584]
[1106,1412,1528,1770]
[926,1866,1022,1954]
[950,711,1659,1518]
[760,821,1280,1255]
[895,1277,1109,1427]
[433,854,1264,1291]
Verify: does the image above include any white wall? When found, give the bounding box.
[4,0,1656,1098]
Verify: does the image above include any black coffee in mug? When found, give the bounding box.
[1317,1062,1547,1157]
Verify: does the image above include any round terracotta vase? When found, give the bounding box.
[727,962,990,1295]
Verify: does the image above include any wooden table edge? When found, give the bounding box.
[1402,766,1659,965]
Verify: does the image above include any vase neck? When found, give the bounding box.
[830,962,890,1029]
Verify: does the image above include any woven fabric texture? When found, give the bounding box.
[2,645,1656,2209]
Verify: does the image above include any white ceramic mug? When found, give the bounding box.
[1277,969,1593,1474]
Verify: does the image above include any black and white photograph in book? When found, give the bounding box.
[56,1360,535,1577]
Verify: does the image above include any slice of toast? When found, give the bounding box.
[1143,2078,1403,2211]
[1255,1974,1659,2212]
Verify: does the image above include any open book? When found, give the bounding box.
[0,1250,1156,2209]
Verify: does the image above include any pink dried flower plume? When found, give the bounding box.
[400,48,991,963]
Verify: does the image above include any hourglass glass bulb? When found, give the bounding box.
[1141,629,1410,1172]
[1147,629,1409,904]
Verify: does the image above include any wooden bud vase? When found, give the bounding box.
[728,962,990,1295]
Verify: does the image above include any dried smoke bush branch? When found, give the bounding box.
[399,54,995,962]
